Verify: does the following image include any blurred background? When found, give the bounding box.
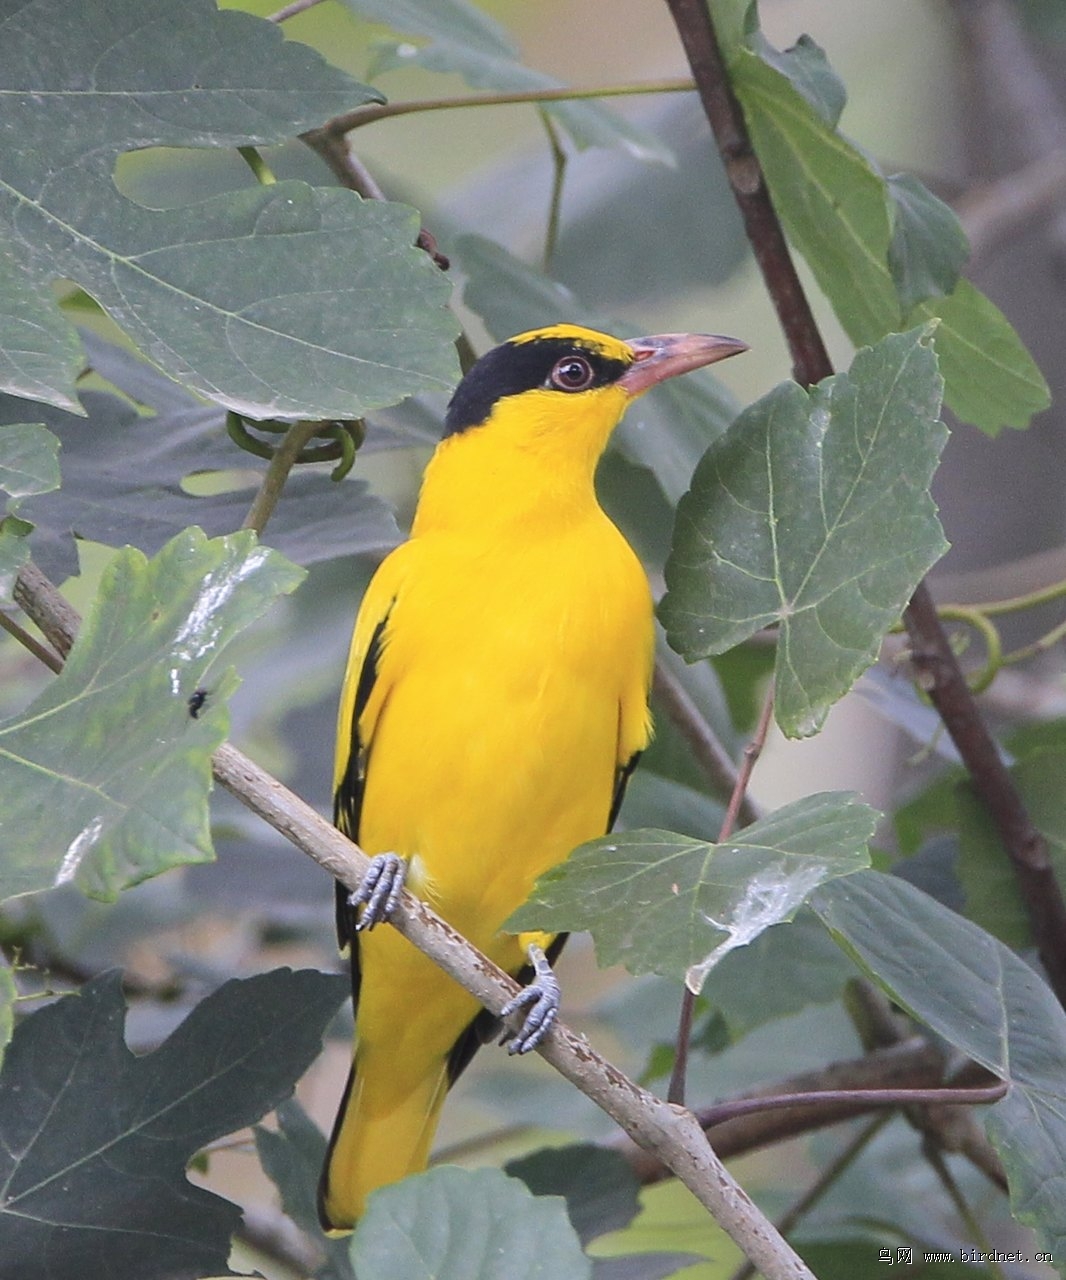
[5,1,1064,1274]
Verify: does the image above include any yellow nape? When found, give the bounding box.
[508,322,636,364]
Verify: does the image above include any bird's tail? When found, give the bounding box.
[317,1049,450,1232]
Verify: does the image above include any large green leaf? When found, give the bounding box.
[5,336,400,583]
[0,0,459,416]
[660,327,946,737]
[509,792,875,993]
[0,528,304,902]
[345,0,671,164]
[0,968,349,1280]
[810,871,1066,1262]
[350,1166,591,1280]
[724,23,1048,433]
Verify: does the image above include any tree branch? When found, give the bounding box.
[11,556,816,1280]
[661,0,1066,1008]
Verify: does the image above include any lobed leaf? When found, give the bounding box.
[350,1165,591,1280]
[810,871,1066,1260]
[509,792,875,993]
[660,327,946,737]
[0,968,349,1280]
[0,528,304,902]
[0,0,459,416]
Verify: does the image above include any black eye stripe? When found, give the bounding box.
[444,337,631,436]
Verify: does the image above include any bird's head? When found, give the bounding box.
[415,323,746,531]
[444,323,747,454]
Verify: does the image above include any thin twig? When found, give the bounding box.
[241,418,325,537]
[12,558,816,1280]
[267,0,326,22]
[540,109,567,272]
[0,609,62,673]
[323,79,697,138]
[668,685,774,1106]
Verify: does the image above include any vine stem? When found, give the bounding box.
[241,418,325,536]
[668,685,774,1106]
[662,0,1066,1009]
[12,559,818,1280]
[323,79,697,137]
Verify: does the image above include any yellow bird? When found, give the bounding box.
[318,323,746,1230]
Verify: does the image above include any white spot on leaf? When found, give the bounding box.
[685,860,828,994]
[56,816,105,885]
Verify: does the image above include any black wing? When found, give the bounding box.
[332,612,390,1002]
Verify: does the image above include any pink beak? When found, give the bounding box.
[618,332,749,397]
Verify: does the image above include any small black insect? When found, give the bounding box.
[187,688,209,719]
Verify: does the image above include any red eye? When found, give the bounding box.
[549,355,595,391]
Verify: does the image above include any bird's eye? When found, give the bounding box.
[549,355,595,392]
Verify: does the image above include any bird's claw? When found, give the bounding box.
[349,852,407,931]
[500,943,560,1055]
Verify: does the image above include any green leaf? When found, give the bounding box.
[6,337,400,583]
[907,279,1051,434]
[0,419,59,594]
[350,1166,591,1280]
[810,871,1066,1259]
[256,1100,355,1280]
[957,748,1066,948]
[660,327,946,737]
[0,968,349,1279]
[0,0,459,417]
[0,231,85,413]
[0,528,304,902]
[751,32,846,125]
[454,235,740,507]
[346,0,672,165]
[887,173,969,311]
[509,792,875,992]
[728,27,1049,433]
[0,421,60,501]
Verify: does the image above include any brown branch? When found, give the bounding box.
[662,0,1066,1008]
